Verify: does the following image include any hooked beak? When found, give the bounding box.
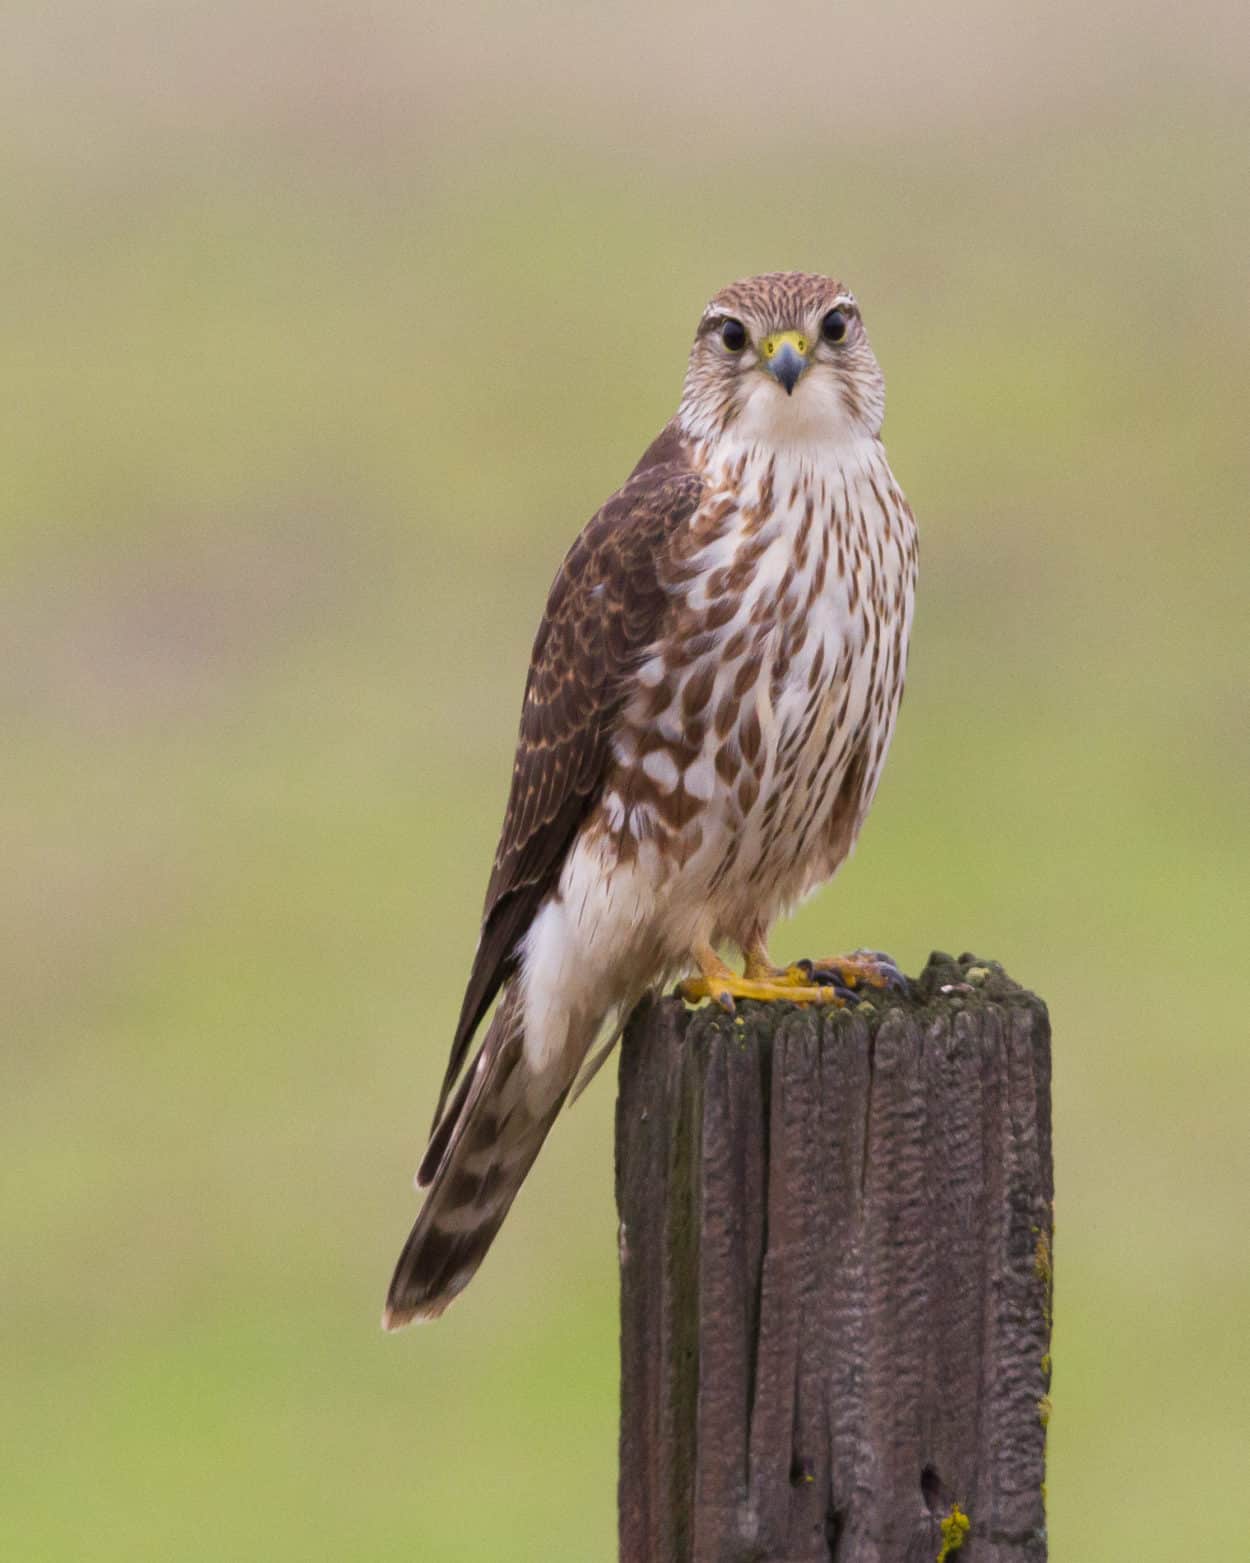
[761,329,810,395]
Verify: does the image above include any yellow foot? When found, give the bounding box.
[678,937,843,1012]
[678,969,843,1006]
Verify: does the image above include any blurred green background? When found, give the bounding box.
[4,1,1248,1557]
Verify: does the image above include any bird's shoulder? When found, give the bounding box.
[535,421,704,642]
[518,422,703,799]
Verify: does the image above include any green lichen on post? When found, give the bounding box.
[1033,1227,1051,1286]
[936,1503,970,1562]
[1037,1394,1052,1429]
[1034,1226,1054,1336]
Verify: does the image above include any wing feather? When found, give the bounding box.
[428,434,702,1129]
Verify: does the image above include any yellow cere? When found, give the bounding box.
[761,329,810,360]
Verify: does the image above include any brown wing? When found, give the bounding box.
[427,430,702,1133]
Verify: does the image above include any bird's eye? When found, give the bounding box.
[720,318,747,352]
[821,309,848,344]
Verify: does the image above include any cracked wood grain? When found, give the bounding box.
[616,953,1053,1563]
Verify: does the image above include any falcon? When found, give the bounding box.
[384,271,918,1328]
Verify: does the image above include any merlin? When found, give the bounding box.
[384,272,918,1327]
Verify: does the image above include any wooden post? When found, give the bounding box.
[616,952,1053,1563]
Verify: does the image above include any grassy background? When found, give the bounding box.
[4,2,1248,1557]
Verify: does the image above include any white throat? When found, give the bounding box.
[695,423,884,496]
[679,361,881,454]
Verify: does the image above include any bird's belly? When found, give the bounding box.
[694,622,868,919]
[617,615,872,945]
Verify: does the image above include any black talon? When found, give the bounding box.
[810,949,907,994]
[858,950,908,992]
[810,969,857,1004]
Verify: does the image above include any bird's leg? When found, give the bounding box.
[804,948,908,995]
[742,926,811,987]
[677,939,843,1013]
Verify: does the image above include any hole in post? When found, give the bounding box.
[921,1464,943,1511]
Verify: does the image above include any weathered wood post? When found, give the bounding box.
[616,952,1053,1563]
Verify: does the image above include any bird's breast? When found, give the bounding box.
[595,438,916,914]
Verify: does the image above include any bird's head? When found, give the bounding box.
[678,271,886,447]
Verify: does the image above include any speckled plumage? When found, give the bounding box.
[385,273,917,1326]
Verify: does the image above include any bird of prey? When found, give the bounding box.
[384,271,918,1328]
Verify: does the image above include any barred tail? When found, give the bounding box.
[382,987,578,1328]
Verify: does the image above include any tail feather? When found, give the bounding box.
[416,1050,476,1188]
[383,989,575,1328]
